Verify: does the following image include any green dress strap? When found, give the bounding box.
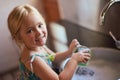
[30,53,53,73]
[30,53,55,72]
[19,53,55,80]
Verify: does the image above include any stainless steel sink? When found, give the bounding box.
[72,47,120,80]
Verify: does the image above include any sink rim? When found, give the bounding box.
[89,47,120,62]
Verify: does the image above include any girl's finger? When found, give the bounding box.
[82,53,91,57]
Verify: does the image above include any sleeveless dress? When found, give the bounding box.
[19,53,55,80]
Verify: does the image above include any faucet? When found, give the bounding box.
[100,0,120,26]
[100,0,120,49]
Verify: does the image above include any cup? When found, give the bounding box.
[73,45,91,66]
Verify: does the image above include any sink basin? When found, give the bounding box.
[72,47,120,80]
[90,47,120,62]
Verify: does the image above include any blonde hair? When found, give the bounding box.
[8,4,45,49]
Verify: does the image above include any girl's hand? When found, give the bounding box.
[68,39,80,54]
[71,52,91,64]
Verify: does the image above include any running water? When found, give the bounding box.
[109,31,120,49]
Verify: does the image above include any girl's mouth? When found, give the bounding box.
[35,35,46,43]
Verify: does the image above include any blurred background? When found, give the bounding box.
[0,0,120,80]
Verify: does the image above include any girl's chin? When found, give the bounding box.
[37,41,46,46]
[30,44,45,49]
[37,43,45,46]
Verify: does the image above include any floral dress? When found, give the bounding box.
[18,53,55,80]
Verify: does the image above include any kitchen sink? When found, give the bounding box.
[72,47,120,80]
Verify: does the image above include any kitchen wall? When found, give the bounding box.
[58,0,101,32]
[0,0,44,73]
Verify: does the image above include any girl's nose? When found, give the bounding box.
[36,29,42,37]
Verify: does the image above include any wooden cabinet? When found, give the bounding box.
[43,0,61,23]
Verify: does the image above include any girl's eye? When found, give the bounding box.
[38,24,42,28]
[27,29,33,33]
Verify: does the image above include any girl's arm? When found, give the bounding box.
[34,56,78,80]
[25,51,90,80]
[45,39,80,63]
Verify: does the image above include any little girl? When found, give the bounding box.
[7,4,91,80]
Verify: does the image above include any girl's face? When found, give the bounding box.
[19,12,47,50]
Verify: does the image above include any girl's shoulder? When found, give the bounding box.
[18,46,56,80]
